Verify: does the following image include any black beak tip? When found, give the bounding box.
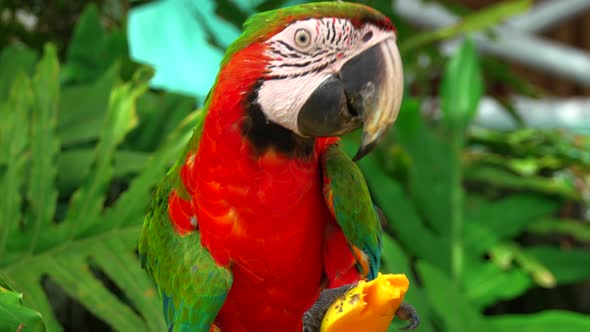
[352,140,377,161]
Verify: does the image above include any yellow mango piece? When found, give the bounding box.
[321,273,409,332]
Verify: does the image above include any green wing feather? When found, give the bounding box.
[139,112,232,332]
[322,144,382,279]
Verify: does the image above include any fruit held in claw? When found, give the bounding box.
[321,273,409,332]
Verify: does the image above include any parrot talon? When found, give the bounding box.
[302,283,356,332]
[396,302,420,330]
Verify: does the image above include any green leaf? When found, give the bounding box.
[468,128,590,174]
[58,63,119,146]
[2,143,172,331]
[464,194,560,254]
[62,4,105,83]
[394,99,454,240]
[464,165,579,199]
[62,4,128,84]
[487,311,590,332]
[98,109,202,232]
[0,45,38,101]
[464,261,532,308]
[45,253,147,331]
[0,283,45,332]
[12,274,60,332]
[92,238,164,331]
[0,73,32,258]
[354,150,449,271]
[526,246,590,285]
[455,0,532,31]
[441,38,483,131]
[27,44,60,254]
[57,149,150,194]
[417,261,491,332]
[462,219,498,257]
[1,136,176,332]
[0,58,184,331]
[490,243,556,288]
[481,56,541,99]
[527,219,590,244]
[381,235,436,332]
[129,90,196,151]
[64,67,153,239]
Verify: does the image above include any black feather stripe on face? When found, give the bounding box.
[241,81,315,159]
[263,18,359,81]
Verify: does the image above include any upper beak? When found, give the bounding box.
[297,35,403,160]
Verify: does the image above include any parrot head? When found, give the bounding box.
[217,2,403,160]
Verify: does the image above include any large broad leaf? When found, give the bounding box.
[0,45,199,331]
[0,281,45,332]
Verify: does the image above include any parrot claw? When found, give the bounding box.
[396,302,420,330]
[302,283,356,332]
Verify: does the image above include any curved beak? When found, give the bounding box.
[297,36,403,160]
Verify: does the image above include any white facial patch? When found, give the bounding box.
[256,17,396,135]
[257,72,332,135]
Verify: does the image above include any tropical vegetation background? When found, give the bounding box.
[1,0,590,331]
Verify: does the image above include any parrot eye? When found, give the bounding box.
[362,31,373,42]
[294,29,312,49]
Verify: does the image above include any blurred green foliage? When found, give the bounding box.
[1,1,590,332]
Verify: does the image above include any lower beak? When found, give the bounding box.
[297,36,403,160]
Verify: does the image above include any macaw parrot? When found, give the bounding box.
[139,2,416,331]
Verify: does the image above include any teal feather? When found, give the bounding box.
[322,144,383,280]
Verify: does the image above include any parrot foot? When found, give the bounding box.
[396,302,420,330]
[302,283,356,332]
